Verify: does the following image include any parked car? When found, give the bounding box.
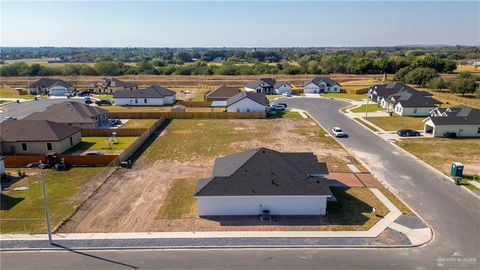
[332,127,346,137]
[397,129,421,137]
[444,132,457,138]
[84,99,94,105]
[95,99,112,106]
[84,151,105,156]
[277,103,288,108]
[281,93,292,97]
[77,90,91,97]
[270,104,286,111]
[3,116,17,120]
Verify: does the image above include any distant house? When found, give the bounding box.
[91,78,138,94]
[244,78,292,95]
[23,101,109,128]
[226,92,269,112]
[424,105,480,137]
[171,104,187,112]
[28,78,74,96]
[113,85,176,106]
[205,85,241,102]
[369,82,441,116]
[0,120,81,155]
[304,77,341,94]
[194,148,331,216]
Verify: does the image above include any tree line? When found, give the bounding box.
[0,55,459,77]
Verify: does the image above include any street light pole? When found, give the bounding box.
[365,97,369,119]
[39,161,52,244]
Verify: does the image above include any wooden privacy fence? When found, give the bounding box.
[178,101,212,107]
[4,155,119,167]
[118,117,166,161]
[82,128,147,137]
[108,111,266,119]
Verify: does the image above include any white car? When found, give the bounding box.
[332,127,346,137]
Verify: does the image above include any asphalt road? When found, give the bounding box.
[0,98,84,121]
[1,97,479,269]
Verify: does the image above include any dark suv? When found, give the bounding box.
[95,99,112,106]
[397,129,421,137]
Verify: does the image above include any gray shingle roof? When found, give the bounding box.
[0,120,81,142]
[304,77,340,87]
[113,84,176,98]
[97,78,137,88]
[205,85,240,99]
[23,101,107,124]
[226,92,269,107]
[195,148,331,197]
[29,78,73,88]
[245,78,277,89]
[429,106,480,125]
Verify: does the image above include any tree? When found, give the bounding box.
[449,72,477,96]
[394,66,413,81]
[93,61,124,76]
[404,67,439,87]
[427,77,448,91]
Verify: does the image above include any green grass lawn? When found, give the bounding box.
[320,93,367,101]
[121,119,157,129]
[396,138,480,177]
[93,94,113,100]
[157,178,197,219]
[366,116,425,131]
[350,104,383,113]
[64,136,138,154]
[0,167,104,233]
[267,95,283,102]
[354,117,380,132]
[268,111,303,119]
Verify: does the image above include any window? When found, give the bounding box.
[69,137,73,146]
[477,127,480,134]
[144,99,147,104]
[413,108,417,114]
[21,143,27,151]
[46,143,53,151]
[247,108,250,112]
[135,98,138,104]
[236,108,240,112]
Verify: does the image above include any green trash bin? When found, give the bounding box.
[451,162,464,178]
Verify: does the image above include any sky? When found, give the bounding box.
[1,1,479,47]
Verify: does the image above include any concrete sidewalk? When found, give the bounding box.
[0,188,432,249]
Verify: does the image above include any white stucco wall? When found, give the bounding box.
[227,98,267,112]
[196,195,329,216]
[114,97,175,106]
[395,103,436,116]
[425,120,480,137]
[1,132,81,155]
[304,82,340,93]
[274,85,292,95]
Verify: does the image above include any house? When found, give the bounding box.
[113,84,176,106]
[205,85,240,102]
[194,148,331,216]
[244,78,292,95]
[91,78,138,94]
[28,78,74,96]
[370,82,441,116]
[0,120,81,155]
[424,105,480,137]
[226,92,269,112]
[23,101,109,128]
[304,77,341,94]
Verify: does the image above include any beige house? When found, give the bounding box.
[91,78,138,94]
[24,101,109,128]
[0,120,81,155]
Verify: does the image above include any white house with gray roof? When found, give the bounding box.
[424,105,480,137]
[28,78,74,96]
[113,84,176,106]
[226,92,269,112]
[244,78,292,95]
[304,77,340,94]
[194,148,331,216]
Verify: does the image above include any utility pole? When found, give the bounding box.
[39,161,52,244]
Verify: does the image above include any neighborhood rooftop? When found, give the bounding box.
[94,77,137,88]
[429,105,480,125]
[195,148,330,197]
[23,101,107,123]
[0,120,81,142]
[205,85,240,99]
[304,77,340,87]
[226,91,269,107]
[28,78,73,88]
[113,84,176,98]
